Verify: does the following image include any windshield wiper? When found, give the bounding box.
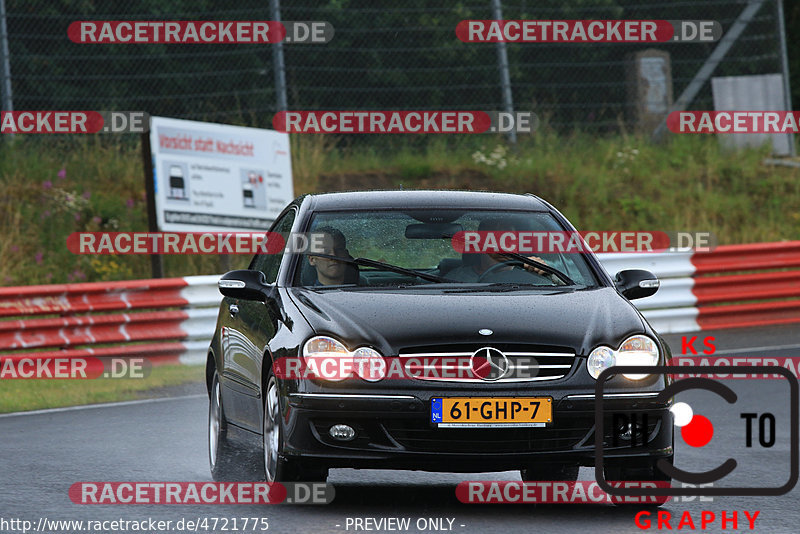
[304,253,451,283]
[444,282,578,293]
[353,257,453,283]
[494,252,575,285]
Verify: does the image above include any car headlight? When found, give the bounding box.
[303,336,351,382]
[302,336,387,382]
[587,335,659,380]
[352,347,387,382]
[587,346,615,379]
[616,335,659,379]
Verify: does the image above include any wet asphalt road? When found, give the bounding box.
[1,324,799,534]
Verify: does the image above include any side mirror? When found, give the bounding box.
[615,269,659,300]
[218,270,271,301]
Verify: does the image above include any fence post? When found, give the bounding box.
[270,0,288,113]
[491,0,516,144]
[775,0,796,156]
[0,0,14,140]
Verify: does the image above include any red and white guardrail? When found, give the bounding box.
[0,276,220,366]
[1,241,798,366]
[598,240,800,333]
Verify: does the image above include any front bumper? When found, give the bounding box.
[282,392,673,472]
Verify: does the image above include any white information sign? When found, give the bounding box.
[148,116,293,232]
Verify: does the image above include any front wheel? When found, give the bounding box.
[262,373,327,483]
[209,371,245,481]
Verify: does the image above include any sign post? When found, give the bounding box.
[141,131,163,278]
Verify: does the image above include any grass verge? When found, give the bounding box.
[0,364,205,414]
[1,132,799,285]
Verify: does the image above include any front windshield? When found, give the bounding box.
[293,210,599,288]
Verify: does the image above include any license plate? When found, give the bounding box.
[431,397,552,428]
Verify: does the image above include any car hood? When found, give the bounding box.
[287,286,647,355]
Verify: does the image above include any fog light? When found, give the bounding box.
[329,424,356,441]
[617,424,630,441]
[617,423,640,441]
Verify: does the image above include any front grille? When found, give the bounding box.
[383,416,660,454]
[384,419,590,453]
[398,343,575,383]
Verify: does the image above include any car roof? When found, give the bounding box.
[300,190,550,211]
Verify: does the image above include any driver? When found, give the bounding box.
[446,218,554,283]
[308,227,350,285]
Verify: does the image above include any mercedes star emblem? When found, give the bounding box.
[470,347,510,381]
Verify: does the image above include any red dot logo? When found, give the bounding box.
[671,402,714,448]
[681,414,714,447]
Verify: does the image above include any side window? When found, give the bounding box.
[250,209,296,283]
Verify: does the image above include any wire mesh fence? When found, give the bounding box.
[0,0,790,133]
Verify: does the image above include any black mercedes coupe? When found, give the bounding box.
[206,190,673,487]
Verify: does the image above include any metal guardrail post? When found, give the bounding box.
[652,0,768,142]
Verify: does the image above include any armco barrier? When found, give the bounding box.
[1,241,798,366]
[596,250,699,333]
[0,275,220,366]
[597,240,800,333]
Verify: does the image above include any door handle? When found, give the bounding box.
[229,304,239,317]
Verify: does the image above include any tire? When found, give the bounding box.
[520,463,580,482]
[262,372,328,483]
[604,455,673,507]
[208,371,246,481]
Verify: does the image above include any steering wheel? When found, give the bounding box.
[476,259,525,283]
